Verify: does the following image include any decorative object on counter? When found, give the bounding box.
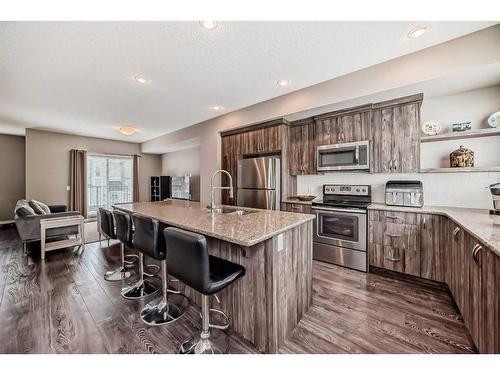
[450,145,474,168]
[421,120,441,136]
[294,195,317,201]
[489,183,500,216]
[452,121,472,132]
[385,180,424,207]
[487,111,500,128]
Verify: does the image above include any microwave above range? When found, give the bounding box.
[316,140,370,172]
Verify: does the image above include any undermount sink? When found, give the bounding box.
[210,207,257,216]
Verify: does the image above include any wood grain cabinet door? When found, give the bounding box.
[371,94,422,173]
[468,236,483,351]
[480,248,499,353]
[449,225,470,326]
[262,125,282,153]
[288,119,316,175]
[368,210,421,276]
[420,214,446,282]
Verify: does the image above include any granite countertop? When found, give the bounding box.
[369,203,500,256]
[114,200,314,247]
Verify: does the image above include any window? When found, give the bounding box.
[87,153,133,215]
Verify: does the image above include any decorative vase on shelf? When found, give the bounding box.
[450,145,474,168]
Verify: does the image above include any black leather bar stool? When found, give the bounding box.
[99,208,128,282]
[120,213,161,300]
[108,210,135,281]
[164,227,246,354]
[130,214,188,325]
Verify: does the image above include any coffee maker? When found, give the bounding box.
[490,183,500,215]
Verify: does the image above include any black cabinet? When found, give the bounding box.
[150,176,171,201]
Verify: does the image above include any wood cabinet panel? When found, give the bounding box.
[282,202,312,214]
[420,214,446,282]
[481,248,500,353]
[368,210,421,277]
[468,236,482,350]
[288,119,316,175]
[371,94,422,173]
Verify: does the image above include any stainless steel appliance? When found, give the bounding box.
[385,180,423,208]
[316,140,370,172]
[312,184,371,272]
[236,156,281,210]
[171,175,200,201]
[490,183,500,215]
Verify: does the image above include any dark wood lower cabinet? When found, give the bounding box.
[369,209,499,353]
[281,202,312,214]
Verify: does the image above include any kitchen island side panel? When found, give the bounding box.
[177,221,313,353]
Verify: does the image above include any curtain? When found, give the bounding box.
[133,154,140,202]
[69,149,87,217]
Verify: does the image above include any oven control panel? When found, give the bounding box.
[323,184,371,196]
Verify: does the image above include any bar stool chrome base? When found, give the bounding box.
[121,278,160,300]
[179,328,229,354]
[140,293,189,326]
[104,267,132,281]
[140,260,189,325]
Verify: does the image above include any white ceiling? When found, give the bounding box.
[0,21,496,142]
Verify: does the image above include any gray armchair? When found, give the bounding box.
[14,201,81,253]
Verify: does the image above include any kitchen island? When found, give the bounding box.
[114,200,315,353]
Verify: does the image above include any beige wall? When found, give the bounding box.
[142,25,500,204]
[25,129,161,206]
[0,134,25,222]
[162,147,200,177]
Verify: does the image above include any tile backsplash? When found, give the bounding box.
[297,172,500,210]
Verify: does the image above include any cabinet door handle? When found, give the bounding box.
[393,159,397,171]
[453,227,461,236]
[386,215,399,220]
[472,244,482,265]
[385,233,401,237]
[385,257,401,262]
[389,159,393,171]
[422,217,426,229]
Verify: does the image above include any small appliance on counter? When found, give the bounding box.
[489,183,500,215]
[385,180,423,208]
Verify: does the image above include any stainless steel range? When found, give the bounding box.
[311,184,371,272]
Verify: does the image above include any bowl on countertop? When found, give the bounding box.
[293,195,317,201]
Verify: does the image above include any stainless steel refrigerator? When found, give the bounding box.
[236,156,281,210]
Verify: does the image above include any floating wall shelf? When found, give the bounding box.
[421,128,500,143]
[420,166,500,173]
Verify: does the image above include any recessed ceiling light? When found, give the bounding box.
[212,105,222,111]
[199,21,217,30]
[135,76,149,84]
[407,26,428,39]
[119,127,137,136]
[277,79,290,87]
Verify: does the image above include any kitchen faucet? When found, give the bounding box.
[210,169,233,210]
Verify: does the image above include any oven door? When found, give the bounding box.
[312,206,367,252]
[316,141,369,171]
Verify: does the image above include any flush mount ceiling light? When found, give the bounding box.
[134,75,149,84]
[199,21,217,30]
[277,79,290,87]
[212,105,222,111]
[118,127,137,136]
[407,26,428,39]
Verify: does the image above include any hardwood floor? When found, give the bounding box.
[0,227,476,354]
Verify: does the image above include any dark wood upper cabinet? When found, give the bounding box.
[371,94,422,173]
[288,118,316,176]
[315,104,371,146]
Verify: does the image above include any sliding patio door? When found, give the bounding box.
[87,153,133,215]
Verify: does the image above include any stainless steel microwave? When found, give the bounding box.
[316,140,370,172]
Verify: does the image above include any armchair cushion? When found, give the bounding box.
[29,200,51,215]
[15,210,81,242]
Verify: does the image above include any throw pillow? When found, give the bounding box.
[28,199,51,215]
[15,200,36,217]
